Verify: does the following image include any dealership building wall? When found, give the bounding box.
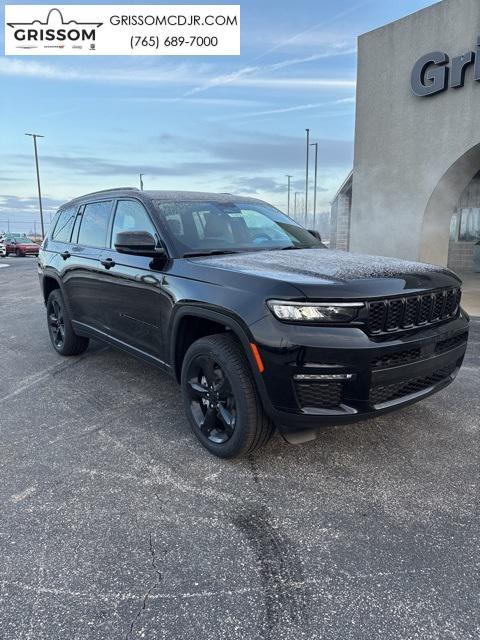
[331,0,480,272]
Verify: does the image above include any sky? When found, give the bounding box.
[0,0,437,234]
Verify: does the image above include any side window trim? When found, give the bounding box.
[70,205,84,245]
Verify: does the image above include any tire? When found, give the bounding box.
[15,249,24,257]
[181,333,274,458]
[46,289,89,356]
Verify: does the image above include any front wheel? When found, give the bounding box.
[181,334,274,458]
[46,289,89,356]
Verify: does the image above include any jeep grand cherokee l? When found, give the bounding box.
[38,188,469,457]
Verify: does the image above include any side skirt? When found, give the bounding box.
[71,320,174,378]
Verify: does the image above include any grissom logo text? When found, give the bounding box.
[7,8,103,49]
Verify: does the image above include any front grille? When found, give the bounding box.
[369,364,456,405]
[367,288,461,335]
[295,381,343,409]
[435,332,468,354]
[372,347,422,369]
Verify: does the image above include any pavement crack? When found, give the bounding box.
[126,533,165,640]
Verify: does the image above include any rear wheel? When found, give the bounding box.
[46,289,89,356]
[181,334,274,458]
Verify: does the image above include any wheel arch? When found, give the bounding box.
[41,271,69,310]
[170,305,272,412]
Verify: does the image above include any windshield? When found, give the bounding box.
[14,236,33,243]
[153,200,323,256]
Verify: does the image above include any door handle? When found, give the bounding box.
[101,258,116,269]
[60,251,71,260]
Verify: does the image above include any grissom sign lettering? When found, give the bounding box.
[4,5,240,56]
[411,37,480,96]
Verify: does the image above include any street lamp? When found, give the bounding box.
[25,133,45,239]
[139,173,144,190]
[285,175,292,215]
[294,191,301,217]
[309,142,318,227]
[305,128,310,225]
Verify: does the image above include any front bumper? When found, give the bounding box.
[249,310,469,438]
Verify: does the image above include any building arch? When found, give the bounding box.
[420,144,480,265]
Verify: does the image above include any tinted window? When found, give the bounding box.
[153,200,322,255]
[77,201,112,248]
[52,206,77,243]
[111,200,157,247]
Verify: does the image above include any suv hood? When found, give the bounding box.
[192,248,460,298]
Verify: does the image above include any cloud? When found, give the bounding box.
[123,96,268,108]
[228,96,356,119]
[0,58,200,85]
[0,57,355,92]
[252,0,374,61]
[7,133,353,183]
[184,45,356,97]
[225,175,327,196]
[0,194,63,211]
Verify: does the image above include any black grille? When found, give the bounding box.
[367,288,461,334]
[372,347,422,369]
[435,332,468,354]
[386,299,404,330]
[295,381,343,409]
[369,364,456,405]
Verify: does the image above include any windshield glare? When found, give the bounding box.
[153,200,322,256]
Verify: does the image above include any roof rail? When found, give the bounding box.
[71,187,139,200]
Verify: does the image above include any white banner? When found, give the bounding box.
[4,5,240,55]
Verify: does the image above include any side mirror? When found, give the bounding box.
[114,231,165,257]
[308,229,322,242]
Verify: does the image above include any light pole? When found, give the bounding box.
[139,173,144,190]
[294,191,301,217]
[305,128,310,225]
[25,133,45,239]
[309,142,318,227]
[286,175,292,215]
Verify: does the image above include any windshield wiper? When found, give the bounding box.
[279,245,304,250]
[183,249,239,258]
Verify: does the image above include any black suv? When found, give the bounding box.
[38,188,469,457]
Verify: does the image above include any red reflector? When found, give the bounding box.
[250,343,265,373]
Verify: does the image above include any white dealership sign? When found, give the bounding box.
[4,5,240,55]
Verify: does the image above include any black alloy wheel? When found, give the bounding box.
[181,334,274,458]
[46,289,89,356]
[48,297,66,350]
[186,354,237,444]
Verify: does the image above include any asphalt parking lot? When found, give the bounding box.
[0,258,479,640]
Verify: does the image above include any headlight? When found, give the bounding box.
[267,300,363,323]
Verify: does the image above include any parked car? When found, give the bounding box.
[10,236,40,257]
[0,241,6,257]
[0,234,40,257]
[38,188,469,457]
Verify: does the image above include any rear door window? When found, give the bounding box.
[77,201,112,248]
[52,206,77,243]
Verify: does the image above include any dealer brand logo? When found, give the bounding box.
[411,37,480,97]
[7,8,102,50]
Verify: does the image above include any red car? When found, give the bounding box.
[3,234,40,257]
